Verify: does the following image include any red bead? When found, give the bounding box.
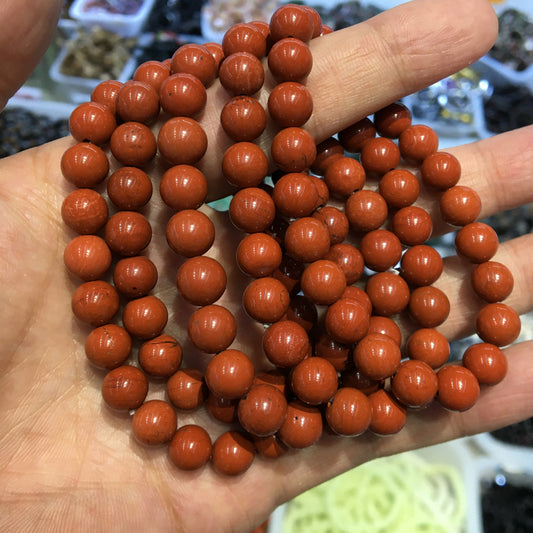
[324,243,365,285]
[406,328,450,369]
[116,81,160,124]
[166,209,215,257]
[72,280,119,326]
[263,319,311,367]
[85,324,132,369]
[205,349,254,399]
[440,185,482,226]
[212,431,255,476]
[360,229,402,272]
[373,102,412,138]
[61,142,109,188]
[476,302,521,346]
[167,368,207,410]
[236,232,282,277]
[326,387,372,436]
[341,368,381,395]
[107,166,152,211]
[267,38,313,82]
[325,298,370,344]
[206,393,238,423]
[310,176,329,208]
[158,117,207,166]
[455,222,499,263]
[400,245,443,286]
[311,137,344,175]
[271,127,316,173]
[269,4,315,42]
[300,259,346,305]
[243,277,290,323]
[272,172,318,217]
[345,190,388,232]
[324,156,366,198]
[379,168,420,209]
[312,206,349,245]
[368,389,407,435]
[222,142,268,188]
[61,188,108,235]
[360,137,401,175]
[338,118,376,153]
[462,342,508,385]
[171,43,217,86]
[113,256,158,299]
[64,235,111,281]
[437,365,480,411]
[277,400,323,448]
[132,400,177,446]
[221,96,266,141]
[353,333,401,381]
[123,295,168,340]
[421,151,461,190]
[169,424,212,471]
[222,22,267,58]
[399,124,439,161]
[138,334,182,378]
[203,42,225,74]
[110,122,157,167]
[392,206,433,246]
[284,217,330,263]
[133,60,170,93]
[177,255,226,306]
[159,73,207,117]
[302,5,322,38]
[254,369,288,395]
[365,271,410,316]
[102,365,148,411]
[367,316,402,346]
[160,165,207,211]
[285,294,318,332]
[314,333,352,372]
[409,286,450,328]
[91,79,122,115]
[254,435,288,459]
[291,357,338,405]
[268,81,313,127]
[229,187,276,233]
[471,261,514,303]
[391,359,438,408]
[219,52,265,95]
[188,304,237,354]
[105,211,152,256]
[341,286,373,315]
[69,101,117,145]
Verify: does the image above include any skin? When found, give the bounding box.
[0,0,532,531]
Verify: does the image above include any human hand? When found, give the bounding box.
[1,0,532,531]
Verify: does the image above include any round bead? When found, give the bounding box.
[138,334,182,378]
[353,333,401,380]
[61,189,108,235]
[302,5,322,38]
[219,51,264,95]
[368,389,407,435]
[188,304,237,353]
[342,286,373,316]
[455,222,499,263]
[345,190,388,232]
[64,235,112,281]
[324,243,364,285]
[406,328,450,369]
[159,73,207,117]
[263,319,311,367]
[325,298,370,344]
[300,259,346,305]
[285,294,318,332]
[440,185,482,226]
[206,393,238,423]
[110,122,157,167]
[312,206,349,245]
[338,118,376,153]
[104,211,152,256]
[107,167,152,211]
[61,142,109,188]
[324,156,366,198]
[229,187,274,233]
[222,22,267,58]
[169,424,212,471]
[133,60,170,92]
[471,261,514,303]
[205,349,254,399]
[373,102,412,138]
[254,435,288,459]
[272,173,318,217]
[269,4,314,42]
[399,124,439,161]
[278,400,323,448]
[341,369,381,395]
[221,96,267,141]
[408,286,450,328]
[476,303,521,346]
[113,256,158,299]
[268,81,313,127]
[367,316,402,346]
[102,365,148,411]
[311,137,344,175]
[72,280,119,326]
[177,255,226,306]
[272,254,304,294]
[167,368,207,410]
[123,295,168,340]
[462,342,508,385]
[243,277,290,323]
[158,117,207,166]
[365,271,410,316]
[236,232,282,277]
[271,127,317,173]
[314,333,352,372]
[326,387,372,436]
[437,365,480,411]
[267,37,313,82]
[360,229,402,272]
[212,431,255,476]
[160,165,208,211]
[166,209,215,257]
[291,357,338,405]
[69,101,117,145]
[171,43,217,86]
[85,324,132,369]
[91,79,122,115]
[360,137,401,175]
[222,142,268,188]
[400,245,443,286]
[204,41,225,74]
[421,151,461,190]
[379,168,420,209]
[391,359,438,408]
[284,217,330,263]
[237,384,288,436]
[132,400,177,446]
[116,81,159,124]
[391,206,433,246]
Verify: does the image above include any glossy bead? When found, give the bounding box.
[132,400,177,446]
[101,365,148,411]
[368,389,407,435]
[353,333,401,380]
[269,4,314,42]
[158,117,207,166]
[237,384,288,436]
[243,276,290,323]
[166,209,215,257]
[271,127,317,173]
[391,360,438,408]
[314,333,351,372]
[267,37,313,82]
[345,190,388,232]
[170,43,217,86]
[302,5,322,38]
[421,151,461,190]
[222,22,267,58]
[107,166,152,211]
[476,303,521,346]
[69,101,117,145]
[222,142,268,188]
[133,60,170,92]
[91,79,123,115]
[169,424,212,471]
[212,431,255,476]
[326,387,372,436]
[236,232,282,277]
[440,185,481,226]
[272,254,304,295]
[310,137,344,175]
[263,319,311,367]
[268,81,313,127]
[311,176,329,208]
[205,349,254,399]
[366,271,410,316]
[379,168,420,209]
[340,286,373,315]
[462,342,508,385]
[61,142,109,187]
[160,165,207,211]
[85,324,132,369]
[338,118,376,153]
[272,173,318,217]
[324,243,365,285]
[204,41,225,73]
[455,222,499,263]
[325,298,370,344]
[312,206,349,245]
[123,295,168,339]
[437,365,480,411]
[253,369,288,395]
[406,328,450,369]
[373,102,412,138]
[471,261,514,303]
[392,206,433,246]
[116,81,159,124]
[113,256,158,299]
[323,156,366,198]
[71,280,119,326]
[367,316,402,346]
[400,245,443,286]
[229,187,275,233]
[64,235,111,281]
[138,334,182,378]
[399,124,439,161]
[206,393,238,423]
[159,73,207,117]
[409,286,450,328]
[105,211,152,256]
[219,51,264,95]
[61,188,108,234]
[188,304,237,353]
[177,256,226,306]
[360,137,401,175]
[291,357,338,405]
[277,400,323,448]
[110,122,157,167]
[284,217,330,263]
[167,368,207,410]
[360,229,402,272]
[300,259,346,305]
[221,95,266,141]
[254,434,288,459]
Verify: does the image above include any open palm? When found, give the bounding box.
[1,0,532,531]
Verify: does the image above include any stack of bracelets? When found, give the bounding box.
[60,4,521,475]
